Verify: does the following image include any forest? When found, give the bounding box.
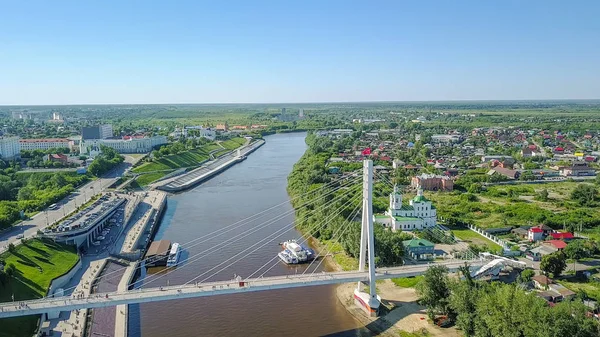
[287,133,408,267]
[0,170,89,229]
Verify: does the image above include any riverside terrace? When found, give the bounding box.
[43,194,126,248]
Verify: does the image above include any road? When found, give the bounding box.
[0,159,135,253]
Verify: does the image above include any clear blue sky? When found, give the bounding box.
[1,0,599,104]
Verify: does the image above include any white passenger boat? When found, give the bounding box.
[166,242,181,267]
[278,240,315,264]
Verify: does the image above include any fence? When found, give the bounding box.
[467,224,511,251]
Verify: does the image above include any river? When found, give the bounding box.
[128,132,372,337]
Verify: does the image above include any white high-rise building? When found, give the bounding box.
[0,137,21,160]
[373,186,437,231]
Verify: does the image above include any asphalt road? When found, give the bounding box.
[0,160,134,252]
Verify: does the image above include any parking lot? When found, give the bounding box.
[81,203,127,256]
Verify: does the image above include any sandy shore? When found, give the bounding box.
[335,279,460,337]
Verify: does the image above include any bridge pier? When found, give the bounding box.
[355,160,380,317]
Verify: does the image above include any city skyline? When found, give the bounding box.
[1,0,599,104]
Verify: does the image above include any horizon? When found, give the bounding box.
[1,1,599,105]
[2,98,600,108]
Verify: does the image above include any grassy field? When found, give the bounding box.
[133,148,210,173]
[392,276,423,288]
[135,171,172,187]
[451,228,503,251]
[220,137,247,150]
[557,279,600,301]
[0,239,79,337]
[133,138,246,174]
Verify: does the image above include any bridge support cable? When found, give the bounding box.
[133,183,363,288]
[253,200,362,278]
[184,193,364,286]
[51,175,362,298]
[302,203,362,275]
[247,191,362,279]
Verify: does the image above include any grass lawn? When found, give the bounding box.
[213,149,230,158]
[320,240,358,271]
[0,239,79,337]
[557,279,600,301]
[392,276,423,288]
[220,137,247,150]
[135,171,172,187]
[133,148,210,173]
[451,228,503,251]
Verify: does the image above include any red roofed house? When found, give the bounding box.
[553,147,565,155]
[45,153,68,164]
[528,227,544,242]
[550,232,575,241]
[544,240,567,250]
[362,148,371,155]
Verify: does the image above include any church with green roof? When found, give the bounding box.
[373,185,437,231]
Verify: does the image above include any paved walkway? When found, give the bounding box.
[46,258,108,337]
[0,260,485,318]
[120,191,167,257]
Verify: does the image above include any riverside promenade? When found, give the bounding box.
[155,139,265,192]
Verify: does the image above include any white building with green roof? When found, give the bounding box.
[374,186,437,231]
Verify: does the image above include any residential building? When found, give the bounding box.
[532,275,553,290]
[481,155,515,164]
[403,238,435,260]
[529,245,557,260]
[528,227,544,242]
[431,134,461,144]
[560,163,596,177]
[521,147,536,158]
[549,232,575,241]
[488,167,520,179]
[80,136,167,154]
[544,240,567,250]
[374,186,437,231]
[19,138,73,151]
[171,126,216,140]
[215,123,228,131]
[411,174,454,191]
[44,153,68,164]
[0,136,21,160]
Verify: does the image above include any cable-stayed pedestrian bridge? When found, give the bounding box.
[0,160,492,320]
[0,260,482,318]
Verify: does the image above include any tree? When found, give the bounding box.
[450,279,478,336]
[570,184,598,206]
[7,243,15,253]
[517,269,535,283]
[540,253,567,277]
[564,240,588,260]
[415,265,452,319]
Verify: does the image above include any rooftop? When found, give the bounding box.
[19,138,70,143]
[403,238,435,248]
[145,240,171,258]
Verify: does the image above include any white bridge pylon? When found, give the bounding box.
[355,159,381,316]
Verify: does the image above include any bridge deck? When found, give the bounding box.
[0,260,482,318]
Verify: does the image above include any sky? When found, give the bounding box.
[0,0,599,105]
